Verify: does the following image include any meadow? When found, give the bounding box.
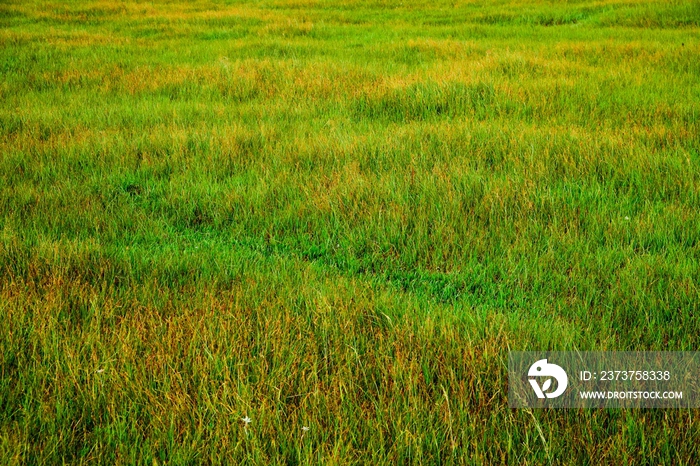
[1,0,699,463]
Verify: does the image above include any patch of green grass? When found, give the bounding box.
[1,0,700,464]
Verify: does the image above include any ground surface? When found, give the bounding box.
[1,0,699,464]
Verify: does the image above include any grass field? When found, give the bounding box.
[1,0,699,463]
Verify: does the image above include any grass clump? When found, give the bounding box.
[353,81,496,122]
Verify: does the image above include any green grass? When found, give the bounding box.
[1,0,700,463]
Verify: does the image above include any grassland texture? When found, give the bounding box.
[1,0,700,464]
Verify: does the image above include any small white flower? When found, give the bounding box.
[624,216,630,220]
[241,416,252,426]
[302,426,310,432]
